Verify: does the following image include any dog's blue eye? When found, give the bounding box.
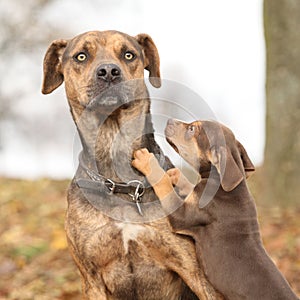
[75,52,87,62]
[124,51,135,61]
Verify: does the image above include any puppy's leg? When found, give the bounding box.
[133,149,183,211]
[133,149,215,300]
[132,149,212,227]
[167,168,195,197]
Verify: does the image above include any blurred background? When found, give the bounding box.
[0,0,265,178]
[0,0,299,299]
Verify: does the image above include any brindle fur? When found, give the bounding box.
[42,30,223,299]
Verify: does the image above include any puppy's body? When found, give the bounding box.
[42,31,223,299]
[133,120,299,300]
[182,176,297,300]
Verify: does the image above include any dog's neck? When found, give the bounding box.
[74,99,155,181]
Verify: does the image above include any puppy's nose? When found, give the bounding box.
[96,64,121,82]
[167,119,175,126]
[167,119,182,127]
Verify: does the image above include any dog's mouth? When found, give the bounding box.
[87,94,127,109]
[85,81,143,112]
[86,87,131,111]
[166,138,179,153]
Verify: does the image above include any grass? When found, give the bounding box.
[0,177,299,299]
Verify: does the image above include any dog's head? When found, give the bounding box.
[42,30,161,113]
[165,119,255,192]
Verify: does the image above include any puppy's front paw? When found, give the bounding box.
[166,168,181,186]
[167,168,195,196]
[132,148,154,176]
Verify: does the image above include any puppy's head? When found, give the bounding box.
[165,119,255,192]
[41,30,161,113]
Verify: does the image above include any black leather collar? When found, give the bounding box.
[76,153,146,215]
[75,147,168,216]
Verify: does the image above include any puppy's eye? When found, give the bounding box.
[75,52,87,62]
[124,51,135,61]
[188,125,195,133]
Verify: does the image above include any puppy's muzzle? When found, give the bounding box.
[165,119,180,153]
[165,119,183,137]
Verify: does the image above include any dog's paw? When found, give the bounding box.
[132,148,154,176]
[166,168,181,186]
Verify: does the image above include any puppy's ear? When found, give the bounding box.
[41,39,68,94]
[210,145,244,192]
[135,34,161,88]
[236,141,255,178]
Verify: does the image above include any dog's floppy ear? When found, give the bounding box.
[236,141,255,178]
[210,145,244,192]
[42,39,68,94]
[135,34,161,88]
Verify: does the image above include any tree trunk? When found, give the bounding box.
[263,0,300,205]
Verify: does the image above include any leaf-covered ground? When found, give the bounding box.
[0,177,299,299]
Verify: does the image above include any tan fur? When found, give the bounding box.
[167,168,195,197]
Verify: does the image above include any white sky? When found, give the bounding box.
[0,0,265,178]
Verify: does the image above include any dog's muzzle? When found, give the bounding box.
[87,86,130,110]
[86,64,136,111]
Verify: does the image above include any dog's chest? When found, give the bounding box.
[74,220,182,299]
[115,222,150,253]
[86,221,158,263]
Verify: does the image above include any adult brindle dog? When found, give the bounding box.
[42,31,223,299]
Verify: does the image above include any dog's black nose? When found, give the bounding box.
[96,64,121,82]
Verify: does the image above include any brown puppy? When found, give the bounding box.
[133,119,299,300]
[42,31,224,299]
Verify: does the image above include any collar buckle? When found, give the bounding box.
[106,178,116,195]
[128,180,145,216]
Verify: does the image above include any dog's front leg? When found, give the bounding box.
[66,236,108,300]
[165,259,222,300]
